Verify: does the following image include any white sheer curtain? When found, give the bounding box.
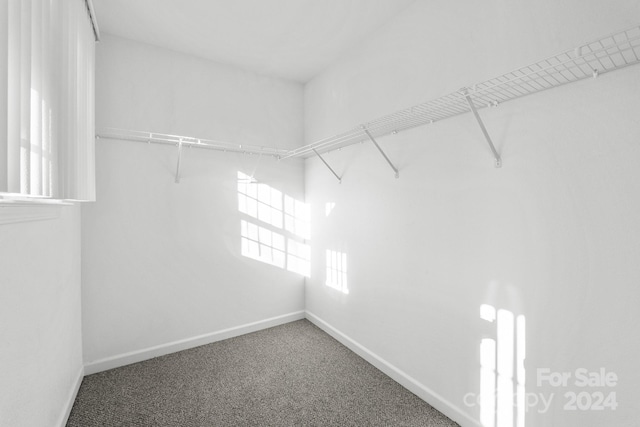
[0,0,96,202]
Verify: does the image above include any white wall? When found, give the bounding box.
[0,207,83,427]
[82,35,306,368]
[304,1,640,426]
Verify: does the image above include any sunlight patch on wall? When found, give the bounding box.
[325,202,336,217]
[325,250,348,294]
[479,304,526,427]
[285,195,310,239]
[238,171,283,228]
[287,239,310,277]
[480,337,497,427]
[240,220,286,268]
[516,316,526,427]
[237,171,310,277]
[480,303,497,322]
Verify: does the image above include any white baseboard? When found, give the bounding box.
[57,365,84,427]
[84,311,305,375]
[304,311,480,427]
[81,310,476,425]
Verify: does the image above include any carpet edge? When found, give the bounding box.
[304,310,480,427]
[84,311,306,375]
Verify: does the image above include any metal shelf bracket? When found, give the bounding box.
[362,126,400,178]
[175,138,183,183]
[461,89,502,168]
[312,149,342,183]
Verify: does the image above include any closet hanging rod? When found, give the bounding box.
[96,128,289,158]
[280,24,640,160]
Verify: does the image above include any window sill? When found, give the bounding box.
[0,197,71,225]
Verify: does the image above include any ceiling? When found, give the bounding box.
[91,0,416,82]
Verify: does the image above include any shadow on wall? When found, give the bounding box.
[237,171,310,276]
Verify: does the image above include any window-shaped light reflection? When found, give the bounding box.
[480,338,497,427]
[285,195,310,239]
[238,171,283,229]
[240,220,285,268]
[479,304,526,427]
[237,172,311,276]
[325,202,336,217]
[325,250,348,294]
[496,309,514,427]
[516,316,526,427]
[287,239,310,277]
[480,304,496,322]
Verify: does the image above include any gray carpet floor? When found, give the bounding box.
[67,319,459,426]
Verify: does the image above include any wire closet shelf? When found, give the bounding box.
[96,128,290,157]
[280,25,640,160]
[97,25,640,163]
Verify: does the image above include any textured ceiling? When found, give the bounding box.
[92,0,416,82]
